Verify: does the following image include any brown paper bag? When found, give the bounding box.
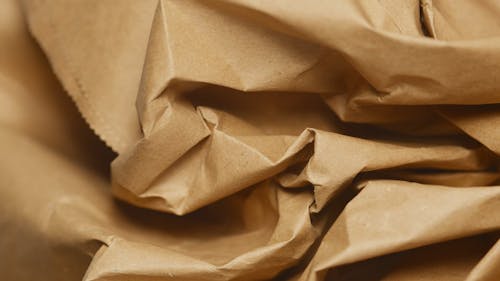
[1,0,499,280]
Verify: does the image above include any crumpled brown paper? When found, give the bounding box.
[1,0,499,280]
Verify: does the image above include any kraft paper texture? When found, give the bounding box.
[1,0,499,280]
